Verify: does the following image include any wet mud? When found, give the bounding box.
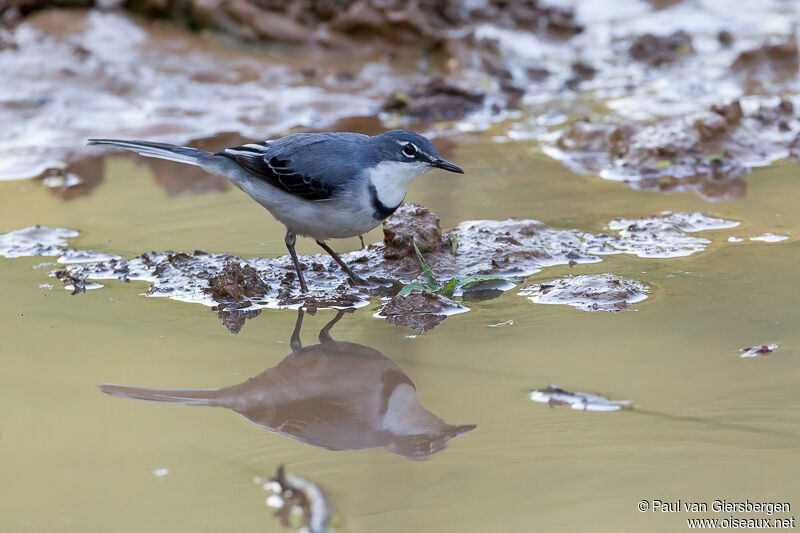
[0,204,747,331]
[383,79,486,123]
[0,10,381,181]
[546,97,798,201]
[100,309,476,458]
[628,30,693,66]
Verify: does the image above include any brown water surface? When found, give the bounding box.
[1,126,798,531]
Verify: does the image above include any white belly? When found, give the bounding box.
[236,176,382,241]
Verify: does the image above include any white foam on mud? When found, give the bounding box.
[57,249,122,264]
[530,385,632,412]
[0,226,79,258]
[520,274,649,312]
[740,343,779,358]
[749,233,789,242]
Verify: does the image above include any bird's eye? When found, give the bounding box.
[402,143,417,158]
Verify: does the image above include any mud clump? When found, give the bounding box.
[52,269,88,295]
[730,38,799,93]
[731,39,799,70]
[377,291,465,333]
[383,79,485,122]
[123,0,582,46]
[710,100,743,125]
[470,0,583,36]
[204,261,270,306]
[520,274,649,312]
[564,61,597,90]
[717,29,734,47]
[383,203,449,260]
[0,0,92,27]
[629,30,693,66]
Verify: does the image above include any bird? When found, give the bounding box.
[88,131,464,292]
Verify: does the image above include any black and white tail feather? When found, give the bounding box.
[87,139,214,167]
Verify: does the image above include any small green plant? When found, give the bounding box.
[398,241,511,297]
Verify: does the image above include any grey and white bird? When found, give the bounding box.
[88,131,463,292]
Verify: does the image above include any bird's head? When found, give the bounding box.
[372,130,464,174]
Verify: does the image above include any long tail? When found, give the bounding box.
[99,383,221,406]
[87,139,213,167]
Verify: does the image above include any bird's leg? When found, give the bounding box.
[358,235,365,250]
[315,240,365,285]
[284,230,308,293]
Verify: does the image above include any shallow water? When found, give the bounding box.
[1,125,798,531]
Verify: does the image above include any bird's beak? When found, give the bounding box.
[431,158,464,174]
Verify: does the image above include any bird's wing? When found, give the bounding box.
[217,141,334,201]
[217,133,371,201]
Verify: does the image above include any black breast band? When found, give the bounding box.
[368,183,401,221]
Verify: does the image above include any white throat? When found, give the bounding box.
[368,161,429,208]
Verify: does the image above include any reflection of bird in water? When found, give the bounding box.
[100,310,475,459]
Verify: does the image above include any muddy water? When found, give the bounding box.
[1,125,799,531]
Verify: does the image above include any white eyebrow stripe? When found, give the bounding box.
[396,140,436,161]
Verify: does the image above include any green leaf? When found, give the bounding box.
[397,282,436,296]
[450,235,458,256]
[441,278,457,297]
[399,243,516,298]
[413,240,437,286]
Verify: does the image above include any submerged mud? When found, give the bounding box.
[0,204,747,332]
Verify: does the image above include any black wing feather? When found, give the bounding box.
[217,145,336,201]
